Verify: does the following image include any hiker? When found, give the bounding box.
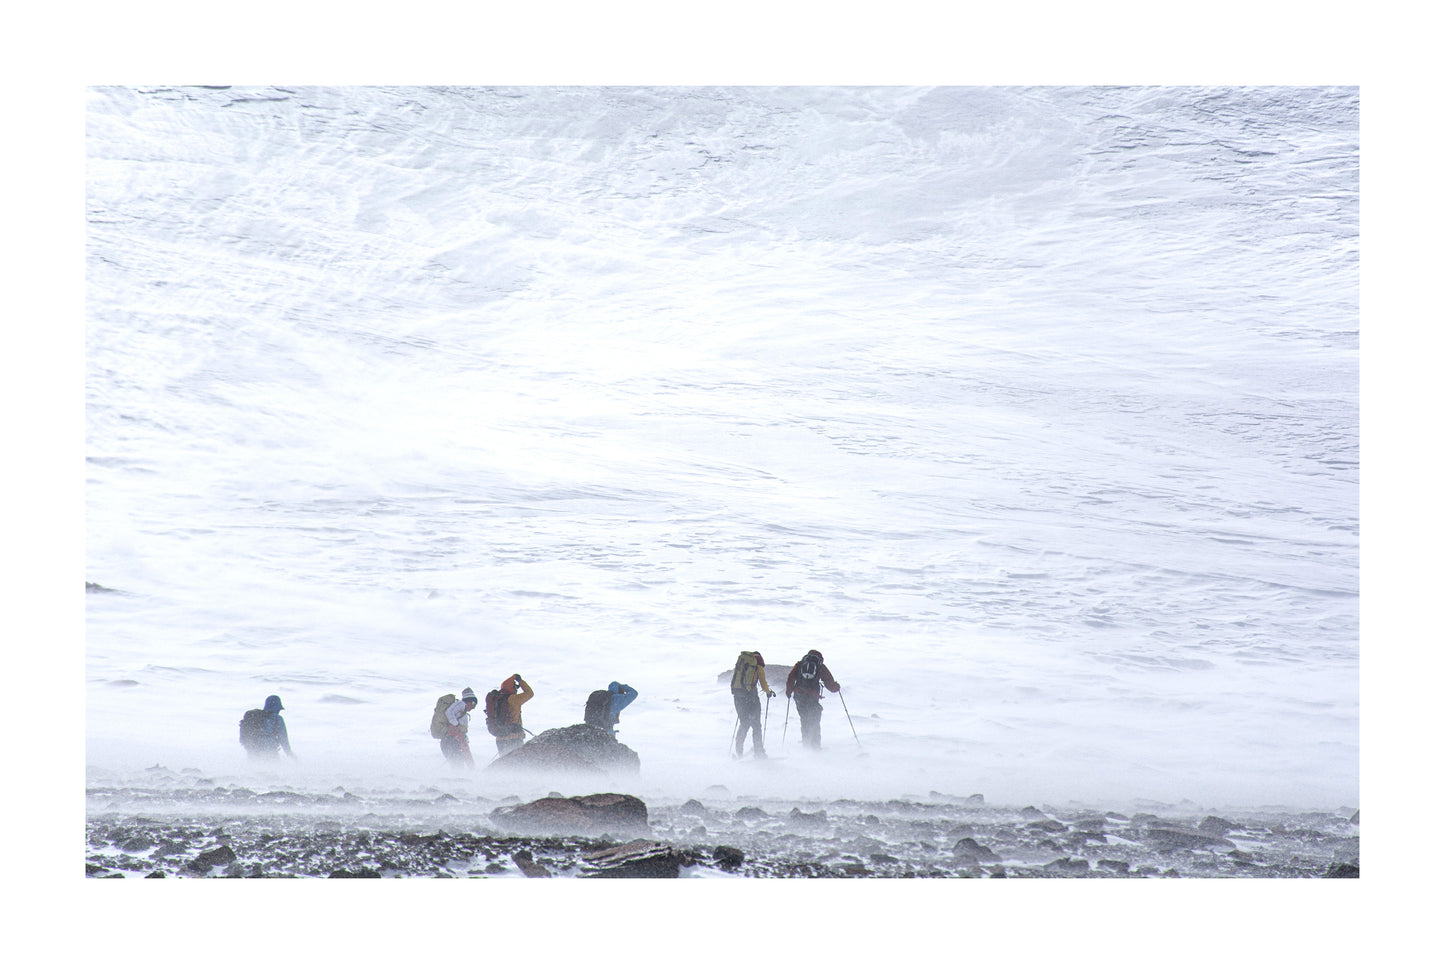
[238,695,295,760]
[786,649,840,750]
[584,681,638,736]
[729,651,774,758]
[487,674,533,756]
[439,687,479,767]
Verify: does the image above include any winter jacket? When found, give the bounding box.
[257,711,294,756]
[786,656,839,699]
[498,678,534,727]
[607,682,638,725]
[445,698,473,729]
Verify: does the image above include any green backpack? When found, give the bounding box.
[430,694,457,739]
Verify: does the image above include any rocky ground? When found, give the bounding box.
[85,767,1359,878]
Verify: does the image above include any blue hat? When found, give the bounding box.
[264,695,284,712]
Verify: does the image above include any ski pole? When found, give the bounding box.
[837,687,861,747]
[763,692,772,743]
[730,717,741,757]
[781,693,791,748]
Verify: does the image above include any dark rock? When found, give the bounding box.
[1098,859,1130,874]
[679,799,707,815]
[145,871,165,878]
[869,853,899,864]
[1198,815,1243,835]
[1027,819,1068,833]
[328,868,382,878]
[490,793,649,836]
[717,664,791,686]
[712,845,745,870]
[1071,817,1107,831]
[487,724,640,774]
[734,806,767,821]
[583,840,686,878]
[86,863,110,876]
[187,844,237,873]
[787,807,828,828]
[119,835,154,853]
[1044,857,1090,874]
[512,851,553,878]
[1324,863,1359,878]
[1349,810,1360,825]
[1020,806,1046,818]
[963,793,986,807]
[953,838,1001,862]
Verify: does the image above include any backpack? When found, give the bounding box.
[730,652,759,692]
[238,708,268,749]
[797,653,822,685]
[430,694,457,739]
[484,689,510,736]
[584,689,612,729]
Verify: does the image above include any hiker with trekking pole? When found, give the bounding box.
[729,650,774,759]
[785,650,845,750]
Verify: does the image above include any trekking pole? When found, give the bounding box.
[837,687,862,748]
[781,694,791,748]
[729,717,741,757]
[763,693,771,744]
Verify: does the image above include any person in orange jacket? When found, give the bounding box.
[785,650,840,750]
[489,674,534,756]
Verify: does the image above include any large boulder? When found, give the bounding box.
[490,793,649,836]
[486,724,640,775]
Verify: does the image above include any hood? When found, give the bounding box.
[806,650,824,661]
[264,695,284,713]
[608,681,622,694]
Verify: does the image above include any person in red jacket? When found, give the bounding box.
[785,650,840,750]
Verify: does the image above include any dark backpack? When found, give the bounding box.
[430,694,457,739]
[238,708,268,749]
[584,689,612,729]
[484,689,510,736]
[797,654,822,685]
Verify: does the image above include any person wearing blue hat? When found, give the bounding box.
[239,694,296,759]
